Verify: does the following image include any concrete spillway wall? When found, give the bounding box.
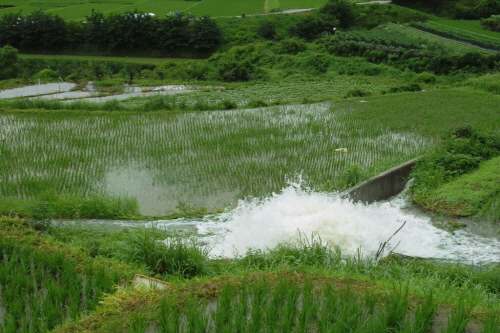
[342,157,422,204]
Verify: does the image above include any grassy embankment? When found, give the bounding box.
[1,215,500,332]
[409,125,500,223]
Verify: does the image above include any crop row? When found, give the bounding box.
[147,276,496,333]
[411,21,500,52]
[0,103,431,215]
[0,236,121,332]
[336,23,494,55]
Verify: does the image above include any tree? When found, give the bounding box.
[319,0,356,29]
[289,15,334,41]
[84,10,109,49]
[188,16,222,52]
[105,11,159,52]
[122,63,140,83]
[0,45,20,80]
[17,10,67,51]
[258,20,277,40]
[0,12,22,48]
[157,13,191,53]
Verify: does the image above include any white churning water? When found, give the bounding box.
[154,179,500,264]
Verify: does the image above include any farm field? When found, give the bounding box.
[2,2,500,332]
[435,19,500,39]
[0,0,329,20]
[1,89,499,217]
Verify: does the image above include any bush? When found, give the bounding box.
[388,83,421,93]
[413,72,436,84]
[410,125,500,200]
[35,68,60,80]
[344,89,372,98]
[275,37,307,55]
[127,228,211,278]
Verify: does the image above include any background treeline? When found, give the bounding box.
[392,0,500,20]
[0,10,222,56]
[0,1,429,56]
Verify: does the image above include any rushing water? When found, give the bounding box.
[61,180,500,264]
[136,179,499,264]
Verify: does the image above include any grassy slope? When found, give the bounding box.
[335,89,500,136]
[417,156,500,218]
[435,19,500,39]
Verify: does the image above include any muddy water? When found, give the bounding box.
[1,82,195,102]
[0,83,77,98]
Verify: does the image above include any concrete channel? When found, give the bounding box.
[342,157,422,204]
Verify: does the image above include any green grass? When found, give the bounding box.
[417,156,500,218]
[435,19,500,39]
[1,215,499,332]
[0,0,328,20]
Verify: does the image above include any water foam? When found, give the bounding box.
[187,181,499,264]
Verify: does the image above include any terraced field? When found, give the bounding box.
[0,0,329,20]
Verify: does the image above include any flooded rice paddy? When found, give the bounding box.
[0,82,195,101]
[0,103,432,215]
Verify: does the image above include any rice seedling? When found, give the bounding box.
[0,228,131,333]
[481,313,500,333]
[441,296,473,333]
[0,102,432,216]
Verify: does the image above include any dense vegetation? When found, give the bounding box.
[1,1,500,331]
[410,125,500,221]
[480,14,500,33]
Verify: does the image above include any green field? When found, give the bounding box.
[0,0,329,20]
[435,19,500,39]
[1,89,499,217]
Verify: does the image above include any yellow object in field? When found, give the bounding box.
[335,148,348,152]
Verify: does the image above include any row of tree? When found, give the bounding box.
[0,10,222,54]
[0,0,362,55]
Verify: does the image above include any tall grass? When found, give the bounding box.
[126,227,212,278]
[0,236,122,332]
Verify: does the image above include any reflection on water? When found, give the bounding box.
[0,83,76,98]
[0,82,195,102]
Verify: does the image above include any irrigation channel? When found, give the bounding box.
[60,181,500,265]
[0,82,195,101]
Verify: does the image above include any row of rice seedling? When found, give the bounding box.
[412,21,500,51]
[0,103,432,215]
[336,23,494,55]
[0,236,122,333]
[148,276,496,333]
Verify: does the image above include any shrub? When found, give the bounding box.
[344,89,372,98]
[275,37,307,55]
[413,72,436,84]
[35,68,60,80]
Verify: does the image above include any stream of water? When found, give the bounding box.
[63,180,500,264]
